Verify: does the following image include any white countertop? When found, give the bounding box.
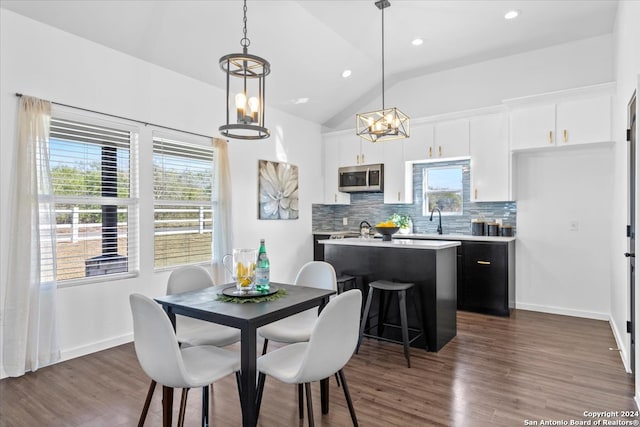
[319,237,461,250]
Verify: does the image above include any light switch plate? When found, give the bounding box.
[343,217,348,225]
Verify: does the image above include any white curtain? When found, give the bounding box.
[211,137,234,284]
[2,96,60,376]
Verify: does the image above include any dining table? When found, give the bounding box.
[154,282,336,427]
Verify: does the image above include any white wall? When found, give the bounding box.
[513,145,614,319]
[330,34,613,131]
[611,0,640,403]
[0,10,323,376]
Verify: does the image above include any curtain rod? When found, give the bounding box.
[15,92,218,141]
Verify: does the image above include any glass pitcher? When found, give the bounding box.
[222,248,257,293]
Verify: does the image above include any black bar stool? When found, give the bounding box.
[356,280,424,368]
[336,275,356,294]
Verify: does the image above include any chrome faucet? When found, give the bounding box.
[429,207,442,235]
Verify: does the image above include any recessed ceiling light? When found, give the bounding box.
[411,38,423,46]
[504,10,519,20]
[342,69,352,78]
[292,98,309,105]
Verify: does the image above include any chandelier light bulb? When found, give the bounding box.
[248,96,259,122]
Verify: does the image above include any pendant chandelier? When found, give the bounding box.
[356,0,409,142]
[219,0,270,140]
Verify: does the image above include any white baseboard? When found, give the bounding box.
[60,333,133,363]
[609,316,631,374]
[0,333,133,380]
[515,302,609,320]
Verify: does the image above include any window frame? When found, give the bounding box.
[49,108,140,287]
[152,130,215,271]
[422,165,464,217]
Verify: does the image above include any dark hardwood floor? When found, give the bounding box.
[0,310,635,426]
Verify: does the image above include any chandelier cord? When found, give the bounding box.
[241,0,250,49]
[381,3,385,110]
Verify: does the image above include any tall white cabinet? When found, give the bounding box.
[470,113,510,202]
[322,134,350,205]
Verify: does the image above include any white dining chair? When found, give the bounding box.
[138,266,241,426]
[167,266,241,347]
[255,289,362,426]
[258,261,337,354]
[129,293,241,427]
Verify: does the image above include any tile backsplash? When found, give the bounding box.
[312,159,516,235]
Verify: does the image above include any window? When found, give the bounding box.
[153,134,214,269]
[50,116,139,283]
[423,166,463,215]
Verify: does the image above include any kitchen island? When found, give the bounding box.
[320,238,460,352]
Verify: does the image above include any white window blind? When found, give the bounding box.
[49,117,139,282]
[153,135,214,269]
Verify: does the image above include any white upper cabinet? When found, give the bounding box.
[339,136,362,166]
[404,119,470,161]
[470,113,510,202]
[382,141,413,204]
[360,139,384,165]
[556,95,611,146]
[433,119,470,159]
[323,136,350,205]
[339,135,384,166]
[508,84,613,150]
[509,104,556,150]
[404,123,434,161]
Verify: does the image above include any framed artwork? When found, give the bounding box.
[258,160,299,220]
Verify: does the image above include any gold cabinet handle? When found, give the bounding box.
[362,153,365,163]
[397,191,401,201]
[356,154,360,164]
[428,146,432,158]
[474,188,478,200]
[334,193,337,203]
[563,129,567,143]
[438,145,442,156]
[549,130,553,144]
[477,260,491,265]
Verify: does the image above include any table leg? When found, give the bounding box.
[162,308,176,427]
[162,385,173,427]
[240,326,258,427]
[320,377,329,414]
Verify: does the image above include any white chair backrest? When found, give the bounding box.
[167,265,214,295]
[129,293,189,388]
[293,289,362,383]
[294,261,337,291]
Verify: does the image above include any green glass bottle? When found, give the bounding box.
[255,239,270,292]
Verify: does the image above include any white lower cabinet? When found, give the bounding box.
[470,113,510,202]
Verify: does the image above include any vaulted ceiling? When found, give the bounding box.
[1,0,619,130]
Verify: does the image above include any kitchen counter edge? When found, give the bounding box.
[319,238,461,250]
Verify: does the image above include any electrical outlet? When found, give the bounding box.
[343,217,348,226]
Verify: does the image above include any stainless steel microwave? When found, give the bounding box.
[338,164,384,193]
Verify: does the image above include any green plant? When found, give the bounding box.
[389,213,410,228]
